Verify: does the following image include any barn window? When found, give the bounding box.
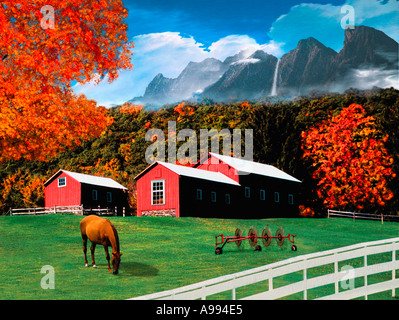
[225,194,231,205]
[288,194,294,205]
[151,180,165,205]
[196,189,202,200]
[245,187,250,198]
[211,191,216,203]
[58,177,66,187]
[107,192,112,203]
[92,190,98,201]
[274,192,280,203]
[260,189,266,201]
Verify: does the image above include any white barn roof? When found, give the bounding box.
[158,162,240,186]
[45,170,128,190]
[208,153,301,183]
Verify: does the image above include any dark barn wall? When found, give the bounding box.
[80,183,128,216]
[237,174,301,218]
[179,174,301,219]
[179,177,241,218]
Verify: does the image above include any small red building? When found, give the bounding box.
[44,170,128,215]
[135,153,301,218]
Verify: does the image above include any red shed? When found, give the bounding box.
[44,170,128,215]
[134,161,240,217]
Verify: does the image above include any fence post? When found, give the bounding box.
[334,253,339,295]
[392,243,396,298]
[123,207,126,218]
[327,209,330,218]
[364,248,368,300]
[269,268,273,294]
[232,276,236,300]
[303,260,308,300]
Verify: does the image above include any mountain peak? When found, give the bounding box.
[343,25,397,46]
[297,37,327,49]
[249,50,271,60]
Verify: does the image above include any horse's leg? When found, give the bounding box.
[90,243,97,268]
[82,234,88,267]
[104,245,112,273]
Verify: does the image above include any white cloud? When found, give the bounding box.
[268,3,344,52]
[346,0,399,23]
[73,32,283,106]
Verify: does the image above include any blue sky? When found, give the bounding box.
[73,0,399,106]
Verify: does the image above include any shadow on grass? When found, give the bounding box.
[120,261,159,277]
[85,261,159,277]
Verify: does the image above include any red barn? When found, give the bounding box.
[44,170,129,215]
[135,153,301,218]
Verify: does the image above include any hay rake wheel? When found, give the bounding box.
[275,227,285,248]
[261,227,272,248]
[235,228,242,248]
[248,228,261,251]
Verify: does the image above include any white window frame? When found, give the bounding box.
[151,180,165,206]
[58,177,66,187]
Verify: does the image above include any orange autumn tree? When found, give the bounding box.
[302,103,395,212]
[0,1,133,162]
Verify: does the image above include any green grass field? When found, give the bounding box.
[0,214,398,300]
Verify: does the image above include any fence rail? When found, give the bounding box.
[328,209,399,223]
[9,205,118,216]
[129,237,399,300]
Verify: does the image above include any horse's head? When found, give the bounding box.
[111,252,123,275]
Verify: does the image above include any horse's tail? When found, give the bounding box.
[80,218,87,239]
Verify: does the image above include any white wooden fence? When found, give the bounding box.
[129,237,399,300]
[9,205,119,216]
[328,209,399,223]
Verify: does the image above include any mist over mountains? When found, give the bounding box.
[131,26,398,106]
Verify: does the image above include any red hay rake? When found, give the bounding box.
[215,227,297,255]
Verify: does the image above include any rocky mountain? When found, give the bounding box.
[202,50,278,101]
[131,25,398,106]
[328,26,399,90]
[133,58,229,106]
[277,37,337,96]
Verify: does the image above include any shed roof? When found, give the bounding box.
[207,153,301,183]
[134,161,240,186]
[44,170,128,190]
[159,161,240,186]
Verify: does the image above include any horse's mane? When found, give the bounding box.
[106,220,120,253]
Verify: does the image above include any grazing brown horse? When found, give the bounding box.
[80,215,123,275]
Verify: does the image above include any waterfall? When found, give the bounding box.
[270,59,280,96]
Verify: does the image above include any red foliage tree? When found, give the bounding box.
[302,103,395,211]
[0,1,133,162]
